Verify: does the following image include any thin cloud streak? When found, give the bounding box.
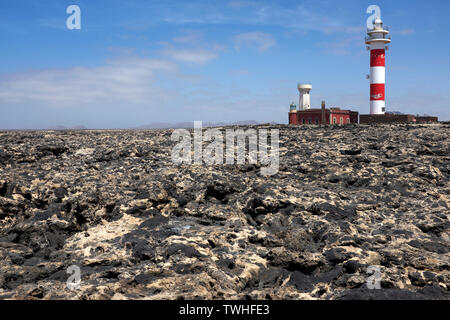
[233,32,276,52]
[163,48,219,63]
[120,1,365,35]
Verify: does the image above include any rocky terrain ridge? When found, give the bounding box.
[0,124,448,300]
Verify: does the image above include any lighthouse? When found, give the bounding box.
[366,17,391,115]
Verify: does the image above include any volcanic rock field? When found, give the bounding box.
[0,124,448,300]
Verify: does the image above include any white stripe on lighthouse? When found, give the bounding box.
[370,66,385,84]
[370,101,384,115]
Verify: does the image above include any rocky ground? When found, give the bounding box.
[0,124,448,300]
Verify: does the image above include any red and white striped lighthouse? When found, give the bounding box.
[366,17,391,115]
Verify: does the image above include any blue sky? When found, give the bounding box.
[0,0,449,128]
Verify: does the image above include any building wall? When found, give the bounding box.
[289,109,359,125]
[416,116,439,123]
[290,110,438,125]
[349,111,359,124]
[329,112,351,125]
[297,110,326,125]
[360,114,416,124]
[289,112,297,125]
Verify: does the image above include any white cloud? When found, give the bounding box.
[107,47,137,56]
[233,32,276,52]
[172,30,204,44]
[163,48,218,64]
[398,28,415,35]
[0,26,224,111]
[320,36,363,55]
[160,30,223,64]
[0,57,177,107]
[231,69,249,76]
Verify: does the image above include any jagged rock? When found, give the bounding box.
[0,124,448,300]
[0,151,12,165]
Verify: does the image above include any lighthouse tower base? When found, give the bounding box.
[370,100,385,115]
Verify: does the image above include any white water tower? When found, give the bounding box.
[297,84,312,110]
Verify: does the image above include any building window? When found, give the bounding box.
[302,118,305,124]
[333,117,337,124]
[340,117,344,125]
[315,119,319,125]
[308,119,312,124]
[346,118,351,124]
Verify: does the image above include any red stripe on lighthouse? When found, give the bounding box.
[370,49,386,67]
[370,83,385,101]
